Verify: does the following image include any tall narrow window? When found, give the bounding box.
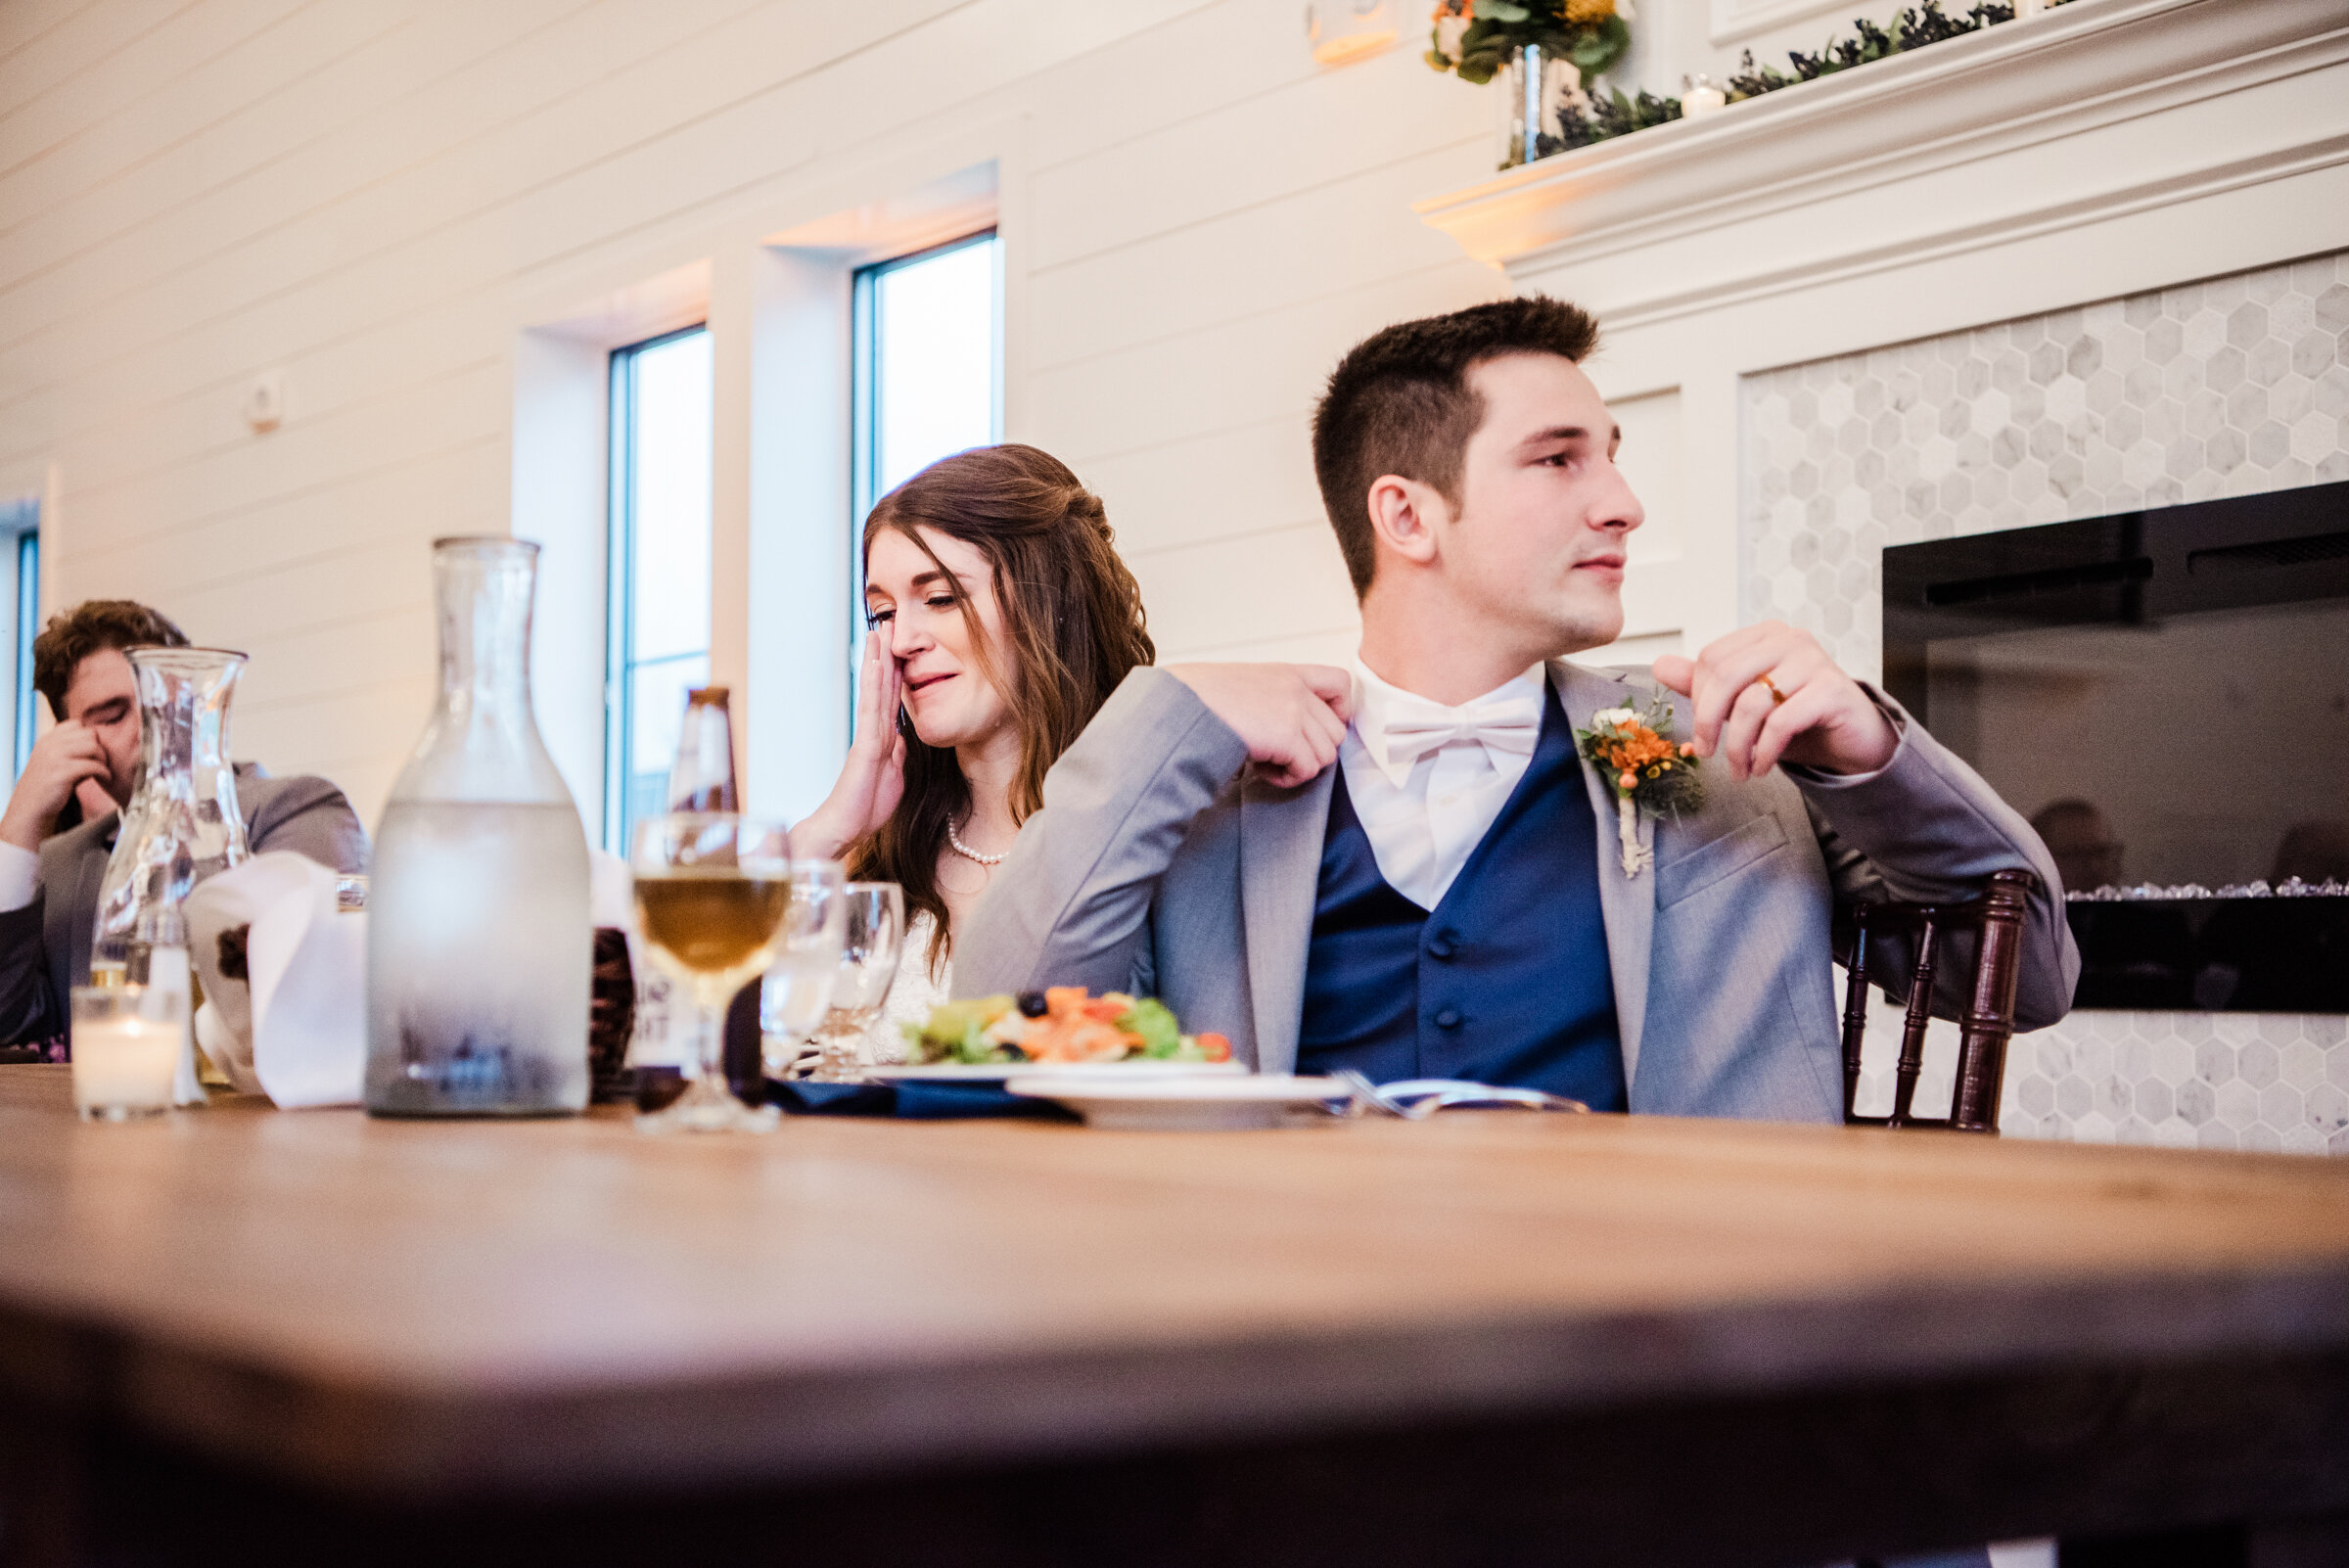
[605,325,714,852]
[850,230,1002,682]
[10,524,34,781]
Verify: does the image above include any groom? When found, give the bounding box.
[958,298,2077,1120]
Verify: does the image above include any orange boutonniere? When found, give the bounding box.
[1576,697,1703,877]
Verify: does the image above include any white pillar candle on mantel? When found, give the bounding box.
[2013,0,2046,16]
[1681,74,1728,118]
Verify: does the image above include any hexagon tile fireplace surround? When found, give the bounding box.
[1416,0,2349,1151]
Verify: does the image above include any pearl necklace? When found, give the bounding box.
[946,819,1007,866]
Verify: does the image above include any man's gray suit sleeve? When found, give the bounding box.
[251,776,371,875]
[1789,691,2079,1029]
[956,669,1250,999]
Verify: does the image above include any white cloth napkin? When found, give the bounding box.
[588,847,680,1071]
[186,852,367,1109]
[589,847,634,930]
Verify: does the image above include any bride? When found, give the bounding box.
[789,443,1155,1061]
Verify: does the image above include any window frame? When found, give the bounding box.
[846,228,1003,723]
[603,321,712,853]
[10,525,34,780]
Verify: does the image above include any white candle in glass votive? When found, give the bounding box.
[72,1016,179,1119]
[1681,74,1728,119]
[71,984,184,1121]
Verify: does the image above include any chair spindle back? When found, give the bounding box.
[1841,868,2037,1133]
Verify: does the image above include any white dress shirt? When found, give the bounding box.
[0,840,39,912]
[1337,658,1548,911]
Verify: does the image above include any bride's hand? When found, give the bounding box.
[791,633,907,861]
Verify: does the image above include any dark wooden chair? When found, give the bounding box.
[1839,868,2038,1133]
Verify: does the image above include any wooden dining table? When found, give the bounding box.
[2,1062,2347,1568]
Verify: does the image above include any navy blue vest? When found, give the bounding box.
[1296,687,1627,1111]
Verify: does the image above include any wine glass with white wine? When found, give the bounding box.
[630,813,795,1134]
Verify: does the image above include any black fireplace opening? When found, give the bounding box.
[1882,479,2349,1012]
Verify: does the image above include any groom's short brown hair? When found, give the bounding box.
[1312,297,1600,598]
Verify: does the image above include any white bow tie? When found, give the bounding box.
[1378,691,1543,768]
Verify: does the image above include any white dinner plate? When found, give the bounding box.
[867,1059,1247,1084]
[1005,1074,1346,1130]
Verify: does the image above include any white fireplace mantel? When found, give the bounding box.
[1408,0,2349,669]
[1417,0,2349,334]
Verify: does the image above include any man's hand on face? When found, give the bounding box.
[0,720,113,853]
[1652,621,1899,782]
[1166,664,1357,790]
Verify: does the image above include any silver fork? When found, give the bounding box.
[1329,1071,1589,1120]
[1332,1068,1408,1118]
[1379,1079,1591,1119]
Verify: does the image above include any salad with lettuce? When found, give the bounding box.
[906,987,1233,1067]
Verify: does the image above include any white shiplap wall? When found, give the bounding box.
[0,0,1509,828]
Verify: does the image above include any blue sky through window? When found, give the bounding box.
[608,326,713,849]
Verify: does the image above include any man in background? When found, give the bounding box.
[0,600,368,1054]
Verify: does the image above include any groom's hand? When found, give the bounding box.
[1165,664,1355,789]
[1652,622,1898,782]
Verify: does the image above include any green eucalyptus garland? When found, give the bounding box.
[1440,0,2063,164]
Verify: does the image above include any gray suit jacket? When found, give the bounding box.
[958,663,2079,1124]
[0,764,370,1049]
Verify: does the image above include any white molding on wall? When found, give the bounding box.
[1708,0,1863,47]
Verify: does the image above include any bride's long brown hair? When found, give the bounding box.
[845,444,1154,967]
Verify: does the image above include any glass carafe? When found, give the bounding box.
[91,648,251,987]
[364,536,590,1118]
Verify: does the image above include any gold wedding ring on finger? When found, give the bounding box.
[1758,673,1789,706]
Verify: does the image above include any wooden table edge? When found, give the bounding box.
[4,1257,2339,1503]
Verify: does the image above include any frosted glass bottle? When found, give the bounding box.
[364,536,590,1117]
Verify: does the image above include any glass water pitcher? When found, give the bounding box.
[90,648,251,987]
[364,536,590,1117]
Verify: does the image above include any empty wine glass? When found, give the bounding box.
[806,883,905,1084]
[629,813,794,1134]
[759,860,847,1077]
